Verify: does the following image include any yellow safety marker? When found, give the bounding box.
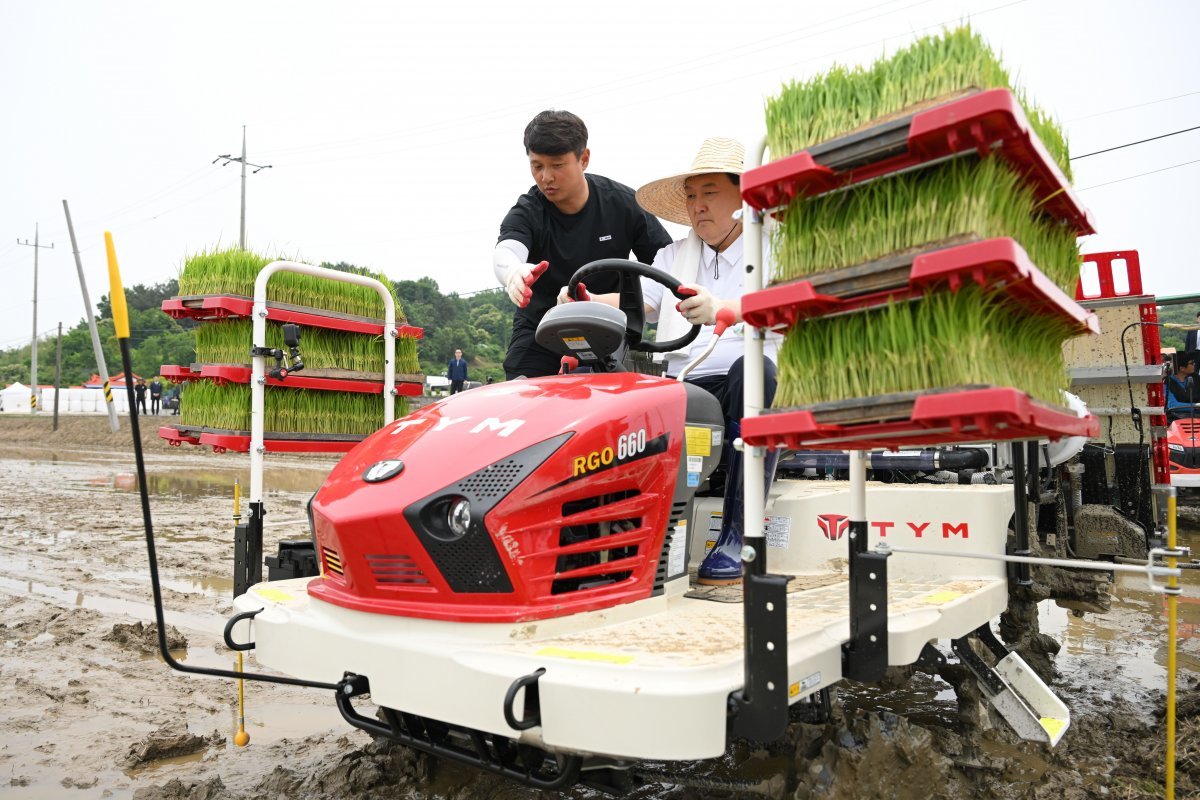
[103,380,113,403]
[231,482,249,747]
[104,233,130,340]
[234,653,250,747]
[1039,716,1067,741]
[1166,487,1178,800]
[253,586,296,603]
[534,646,635,665]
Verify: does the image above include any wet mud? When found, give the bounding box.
[1,416,1196,799]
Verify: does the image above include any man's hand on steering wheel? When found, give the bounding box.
[676,284,721,326]
[566,258,702,353]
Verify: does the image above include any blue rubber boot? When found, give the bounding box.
[697,424,778,586]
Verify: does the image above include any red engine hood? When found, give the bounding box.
[321,373,679,505]
[308,373,690,622]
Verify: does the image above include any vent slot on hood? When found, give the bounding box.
[367,554,429,585]
[322,547,344,576]
[552,490,641,595]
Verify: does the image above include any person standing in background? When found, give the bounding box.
[134,379,148,415]
[149,377,163,414]
[448,349,469,394]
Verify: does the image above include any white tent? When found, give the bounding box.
[2,382,31,413]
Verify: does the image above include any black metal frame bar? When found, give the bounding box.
[336,673,583,791]
[1010,443,1034,586]
[842,520,890,681]
[233,502,265,598]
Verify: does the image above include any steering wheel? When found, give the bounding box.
[566,259,701,353]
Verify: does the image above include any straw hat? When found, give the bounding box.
[636,137,745,227]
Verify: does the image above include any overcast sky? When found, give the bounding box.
[1,0,1197,352]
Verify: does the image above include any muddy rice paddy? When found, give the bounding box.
[0,415,1197,799]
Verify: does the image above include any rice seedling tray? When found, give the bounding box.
[743,89,1094,235]
[159,424,365,454]
[743,237,1098,334]
[161,294,425,338]
[742,386,1098,450]
[160,364,425,396]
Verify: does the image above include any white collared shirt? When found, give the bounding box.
[641,235,781,378]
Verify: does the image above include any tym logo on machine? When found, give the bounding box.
[816,513,970,539]
[389,416,526,438]
[816,513,850,541]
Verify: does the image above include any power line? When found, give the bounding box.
[1066,90,1200,123]
[1076,158,1200,191]
[263,0,940,163]
[1071,125,1200,160]
[274,0,1030,172]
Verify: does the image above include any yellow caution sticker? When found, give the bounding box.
[1040,717,1067,739]
[534,646,634,665]
[789,682,800,698]
[921,590,962,604]
[685,426,711,457]
[562,336,591,351]
[254,587,295,603]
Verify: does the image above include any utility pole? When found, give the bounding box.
[17,224,54,413]
[214,126,272,250]
[53,322,62,431]
[63,200,120,432]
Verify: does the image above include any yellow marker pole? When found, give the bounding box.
[231,477,248,745]
[104,234,130,340]
[234,653,250,747]
[1166,486,1178,800]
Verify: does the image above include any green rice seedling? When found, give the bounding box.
[771,156,1080,292]
[178,246,408,322]
[180,380,408,435]
[765,25,1071,179]
[774,286,1077,409]
[194,321,421,375]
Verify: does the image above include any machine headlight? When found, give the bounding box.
[1169,443,1185,452]
[448,497,472,536]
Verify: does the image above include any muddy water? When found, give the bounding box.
[1,438,1196,799]
[1044,522,1200,695]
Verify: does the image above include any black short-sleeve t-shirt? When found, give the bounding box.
[498,173,672,325]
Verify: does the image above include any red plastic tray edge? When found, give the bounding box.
[742,88,1094,235]
[157,425,366,454]
[743,238,1099,334]
[161,296,425,339]
[741,387,1098,450]
[158,364,424,396]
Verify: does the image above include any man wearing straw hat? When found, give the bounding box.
[561,137,781,585]
[493,110,671,380]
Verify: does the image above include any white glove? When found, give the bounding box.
[676,284,718,326]
[504,261,548,308]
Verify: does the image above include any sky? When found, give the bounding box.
[1,0,1197,352]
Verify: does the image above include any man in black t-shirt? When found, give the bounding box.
[493,110,672,379]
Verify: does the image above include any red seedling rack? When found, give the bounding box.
[741,387,1098,451]
[159,424,365,454]
[160,364,424,396]
[162,294,425,339]
[742,89,1094,235]
[742,237,1098,334]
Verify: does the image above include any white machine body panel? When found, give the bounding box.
[234,482,1014,760]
